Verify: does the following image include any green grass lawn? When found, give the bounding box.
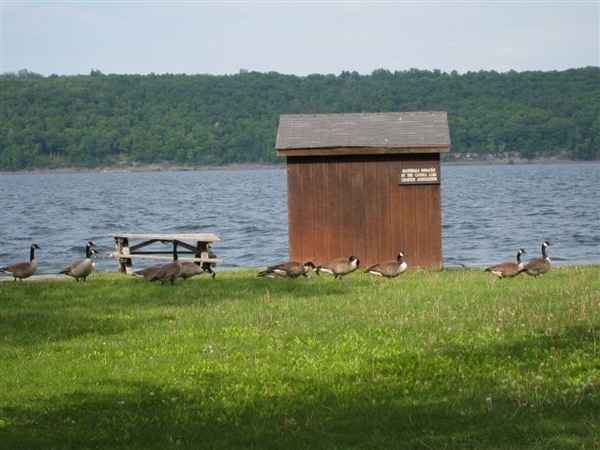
[1,266,599,449]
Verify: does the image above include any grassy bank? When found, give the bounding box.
[1,266,598,449]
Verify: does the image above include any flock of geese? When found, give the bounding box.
[258,252,407,280]
[484,241,553,278]
[1,240,553,284]
[0,241,98,283]
[131,241,217,285]
[256,241,553,281]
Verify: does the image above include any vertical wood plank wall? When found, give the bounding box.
[286,153,442,268]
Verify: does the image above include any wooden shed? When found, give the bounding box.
[275,111,451,269]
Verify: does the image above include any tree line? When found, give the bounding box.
[1,67,598,171]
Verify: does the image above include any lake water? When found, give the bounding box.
[0,163,598,277]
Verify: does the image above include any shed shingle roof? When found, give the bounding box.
[276,112,450,154]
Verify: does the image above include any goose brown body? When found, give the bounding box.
[485,248,526,278]
[316,256,360,279]
[365,251,408,278]
[258,261,315,278]
[59,241,96,282]
[180,262,216,279]
[523,241,552,277]
[1,244,40,282]
[149,242,182,285]
[133,265,162,280]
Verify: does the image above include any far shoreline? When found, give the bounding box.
[1,158,597,176]
[0,162,286,176]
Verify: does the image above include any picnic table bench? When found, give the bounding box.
[108,233,222,275]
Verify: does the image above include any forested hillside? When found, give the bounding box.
[1,67,598,171]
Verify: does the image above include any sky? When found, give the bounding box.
[1,1,598,77]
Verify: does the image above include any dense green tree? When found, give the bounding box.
[1,67,598,171]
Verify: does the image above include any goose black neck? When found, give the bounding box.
[516,251,522,263]
[85,244,93,258]
[541,244,548,259]
[172,242,179,261]
[30,245,36,261]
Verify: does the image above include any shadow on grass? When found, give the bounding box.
[2,372,597,450]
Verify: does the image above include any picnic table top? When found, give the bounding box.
[109,233,220,242]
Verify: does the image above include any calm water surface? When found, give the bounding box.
[0,163,598,277]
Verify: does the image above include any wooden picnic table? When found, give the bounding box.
[108,233,222,275]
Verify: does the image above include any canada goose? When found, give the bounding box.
[258,261,316,278]
[149,242,182,285]
[485,248,526,278]
[365,251,408,278]
[0,244,41,282]
[133,265,162,280]
[180,248,218,279]
[59,241,96,282]
[522,241,552,277]
[316,256,360,279]
[180,262,216,279]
